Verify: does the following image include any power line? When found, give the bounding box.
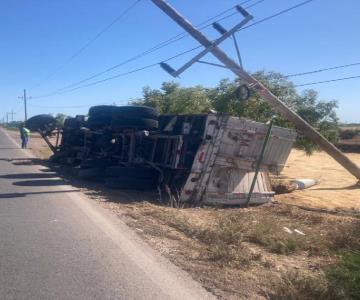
[14,105,23,114]
[31,0,143,89]
[28,99,129,110]
[32,0,264,97]
[18,89,31,121]
[29,104,92,109]
[0,104,23,124]
[58,60,360,98]
[295,75,360,87]
[28,71,360,108]
[48,64,161,97]
[34,46,209,98]
[210,0,266,24]
[286,62,360,77]
[240,0,314,31]
[33,0,314,99]
[203,0,314,33]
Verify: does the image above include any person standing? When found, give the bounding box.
[19,126,25,148]
[21,127,30,149]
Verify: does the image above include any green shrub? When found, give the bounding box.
[326,251,360,300]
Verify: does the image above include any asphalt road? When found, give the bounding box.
[0,128,214,300]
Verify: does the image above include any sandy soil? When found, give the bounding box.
[275,149,360,211]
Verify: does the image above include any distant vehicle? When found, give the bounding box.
[29,106,296,206]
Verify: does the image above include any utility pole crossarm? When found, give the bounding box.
[169,13,253,77]
[18,89,31,122]
[151,0,360,180]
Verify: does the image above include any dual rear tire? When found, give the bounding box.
[78,165,159,190]
[87,105,159,131]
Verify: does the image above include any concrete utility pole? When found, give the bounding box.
[6,113,9,124]
[18,89,30,122]
[151,0,360,180]
[9,110,15,122]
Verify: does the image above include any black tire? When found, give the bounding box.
[112,106,159,120]
[105,166,159,179]
[75,115,86,122]
[88,105,115,117]
[80,159,116,169]
[63,133,84,146]
[86,116,111,129]
[105,177,157,190]
[78,168,103,179]
[111,118,158,130]
[64,118,79,129]
[26,114,56,132]
[49,151,65,163]
[89,105,159,120]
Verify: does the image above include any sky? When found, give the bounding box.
[0,0,359,123]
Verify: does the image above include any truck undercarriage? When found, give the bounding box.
[26,105,296,206]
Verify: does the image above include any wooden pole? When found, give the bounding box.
[150,0,360,180]
[23,89,28,122]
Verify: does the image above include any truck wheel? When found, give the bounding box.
[86,116,111,129]
[80,159,116,169]
[89,105,159,120]
[77,168,103,179]
[112,106,159,120]
[110,118,158,130]
[26,114,57,132]
[105,166,159,179]
[64,118,79,129]
[88,105,114,117]
[105,177,157,190]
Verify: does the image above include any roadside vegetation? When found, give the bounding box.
[132,71,340,154]
[119,201,360,299]
[4,70,359,299]
[109,68,358,298]
[2,113,66,131]
[2,120,23,130]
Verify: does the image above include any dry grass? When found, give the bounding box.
[270,270,329,300]
[117,202,360,299]
[272,250,360,300]
[16,129,360,299]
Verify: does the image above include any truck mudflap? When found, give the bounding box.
[180,114,296,206]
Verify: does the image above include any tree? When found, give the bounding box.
[4,121,23,130]
[55,113,67,127]
[131,82,211,114]
[208,71,339,154]
[132,72,339,154]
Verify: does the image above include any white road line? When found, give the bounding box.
[0,127,33,158]
[0,127,214,299]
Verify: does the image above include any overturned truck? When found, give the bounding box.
[27,105,296,206]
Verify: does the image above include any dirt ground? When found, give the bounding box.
[4,128,360,299]
[5,129,55,159]
[275,149,360,211]
[7,128,360,211]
